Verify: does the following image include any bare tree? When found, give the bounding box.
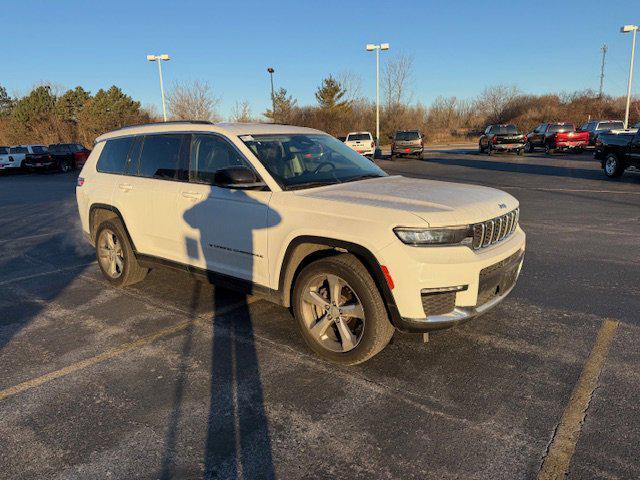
[167,80,221,122]
[477,85,521,124]
[337,70,364,102]
[230,99,254,122]
[382,53,414,109]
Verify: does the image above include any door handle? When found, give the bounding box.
[118,183,133,191]
[181,191,203,200]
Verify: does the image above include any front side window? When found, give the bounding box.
[138,134,189,180]
[597,121,624,131]
[96,137,134,174]
[190,134,253,184]
[241,133,387,190]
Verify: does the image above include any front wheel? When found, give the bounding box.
[292,254,395,365]
[604,153,625,178]
[516,148,523,156]
[59,159,73,173]
[544,144,554,155]
[524,141,533,153]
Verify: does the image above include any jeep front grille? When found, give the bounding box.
[472,208,519,250]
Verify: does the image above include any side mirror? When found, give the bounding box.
[214,166,266,189]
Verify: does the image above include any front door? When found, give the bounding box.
[176,133,273,287]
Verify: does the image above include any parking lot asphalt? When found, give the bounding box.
[0,149,639,479]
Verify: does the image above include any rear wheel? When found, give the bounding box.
[292,254,394,365]
[604,153,624,178]
[524,141,534,153]
[516,148,523,156]
[487,144,492,156]
[59,159,72,173]
[95,219,148,287]
[544,144,554,155]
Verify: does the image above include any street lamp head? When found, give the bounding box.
[621,25,639,33]
[146,55,156,61]
[366,44,376,51]
[380,43,390,50]
[159,54,170,61]
[267,67,275,73]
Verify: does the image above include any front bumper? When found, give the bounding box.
[392,146,423,155]
[23,161,55,170]
[492,143,525,150]
[377,228,526,332]
[555,141,586,149]
[395,248,524,332]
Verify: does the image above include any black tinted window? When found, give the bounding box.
[10,146,28,154]
[347,133,371,141]
[97,137,134,174]
[31,146,47,154]
[598,121,624,131]
[138,134,188,180]
[395,131,420,141]
[489,125,518,134]
[0,147,7,154]
[548,124,575,133]
[190,134,252,184]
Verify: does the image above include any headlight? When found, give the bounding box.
[394,226,473,246]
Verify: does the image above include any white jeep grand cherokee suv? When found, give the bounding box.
[77,121,525,364]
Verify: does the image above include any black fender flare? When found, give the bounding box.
[277,235,402,327]
[89,203,137,252]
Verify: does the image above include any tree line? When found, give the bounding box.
[2,54,639,146]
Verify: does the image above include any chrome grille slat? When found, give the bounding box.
[471,208,519,251]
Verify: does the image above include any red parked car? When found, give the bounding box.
[524,123,589,154]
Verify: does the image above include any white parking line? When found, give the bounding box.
[0,263,96,286]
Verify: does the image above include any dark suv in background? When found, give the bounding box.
[390,130,423,159]
[579,120,625,146]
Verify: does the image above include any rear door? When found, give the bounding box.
[628,131,640,165]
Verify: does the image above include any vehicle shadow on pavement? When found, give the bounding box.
[428,156,640,184]
[161,187,279,479]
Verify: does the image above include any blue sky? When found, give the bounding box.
[3,0,639,118]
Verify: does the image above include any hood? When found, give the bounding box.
[294,176,518,226]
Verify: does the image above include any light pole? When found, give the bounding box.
[267,67,275,122]
[366,43,389,150]
[621,25,638,129]
[147,54,170,122]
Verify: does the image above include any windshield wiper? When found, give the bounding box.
[342,174,385,183]
[286,181,339,191]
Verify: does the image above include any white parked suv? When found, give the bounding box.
[77,121,525,364]
[344,131,375,156]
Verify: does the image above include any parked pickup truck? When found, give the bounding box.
[579,120,624,146]
[524,123,589,154]
[594,129,640,178]
[479,124,526,155]
[345,131,375,156]
[0,145,48,171]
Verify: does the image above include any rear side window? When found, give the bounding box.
[0,147,8,154]
[190,134,252,184]
[138,134,189,180]
[598,121,624,130]
[9,146,28,154]
[97,137,134,174]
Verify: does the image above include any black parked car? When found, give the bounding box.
[25,143,91,172]
[479,124,526,155]
[594,129,640,178]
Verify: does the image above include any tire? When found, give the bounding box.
[487,144,492,156]
[603,153,625,178]
[292,254,395,365]
[574,147,583,154]
[516,148,523,156]
[95,219,148,287]
[59,159,72,173]
[479,143,485,154]
[524,141,533,153]
[544,144,554,155]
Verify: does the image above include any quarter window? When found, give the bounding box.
[190,134,253,184]
[97,137,135,174]
[138,134,189,180]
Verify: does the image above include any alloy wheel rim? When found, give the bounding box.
[605,157,616,175]
[301,273,365,353]
[97,229,124,279]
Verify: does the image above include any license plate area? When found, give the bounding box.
[477,250,523,306]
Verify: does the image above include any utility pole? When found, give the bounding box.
[599,44,607,98]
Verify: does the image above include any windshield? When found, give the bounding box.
[490,125,518,134]
[597,121,624,131]
[394,131,420,141]
[240,134,387,190]
[548,124,575,133]
[346,133,371,141]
